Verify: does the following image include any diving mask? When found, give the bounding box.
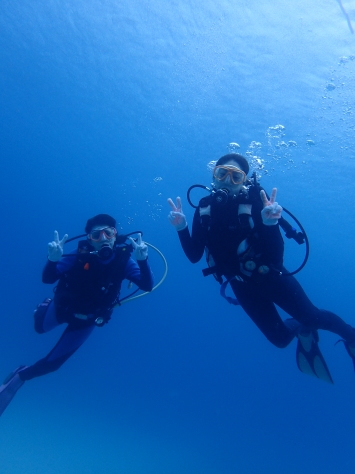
[88,226,117,242]
[213,165,246,185]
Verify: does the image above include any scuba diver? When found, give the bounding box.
[168,153,355,383]
[0,214,153,416]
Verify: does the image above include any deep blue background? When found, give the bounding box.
[1,1,355,472]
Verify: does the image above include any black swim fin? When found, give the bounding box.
[0,366,27,416]
[337,340,355,371]
[296,330,334,384]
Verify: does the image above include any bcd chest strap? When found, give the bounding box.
[200,195,256,283]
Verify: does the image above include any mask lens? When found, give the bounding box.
[214,167,229,180]
[90,230,102,240]
[231,170,245,184]
[104,227,116,238]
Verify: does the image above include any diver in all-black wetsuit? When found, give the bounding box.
[168,153,355,382]
[0,214,153,415]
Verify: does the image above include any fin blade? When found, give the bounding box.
[296,334,334,384]
[313,355,333,384]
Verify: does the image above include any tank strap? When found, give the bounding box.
[199,204,211,217]
[220,278,240,306]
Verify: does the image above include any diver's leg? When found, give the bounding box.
[267,272,355,373]
[231,277,336,381]
[229,279,299,348]
[268,272,355,342]
[0,319,94,415]
[1,298,65,416]
[19,323,95,381]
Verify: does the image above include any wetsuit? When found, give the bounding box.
[19,244,153,381]
[177,193,355,347]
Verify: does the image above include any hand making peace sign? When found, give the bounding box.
[129,233,148,260]
[167,197,187,231]
[47,230,68,262]
[260,188,283,225]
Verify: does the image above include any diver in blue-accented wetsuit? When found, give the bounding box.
[168,153,355,384]
[0,214,153,416]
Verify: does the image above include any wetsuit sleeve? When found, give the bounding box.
[124,257,154,292]
[259,224,284,269]
[42,260,59,284]
[177,208,206,263]
[252,200,284,270]
[249,189,284,270]
[42,254,77,284]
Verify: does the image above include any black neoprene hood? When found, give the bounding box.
[85,214,116,234]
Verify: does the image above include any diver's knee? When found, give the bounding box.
[264,332,290,348]
[271,339,289,349]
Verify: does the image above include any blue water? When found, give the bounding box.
[1,1,355,472]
